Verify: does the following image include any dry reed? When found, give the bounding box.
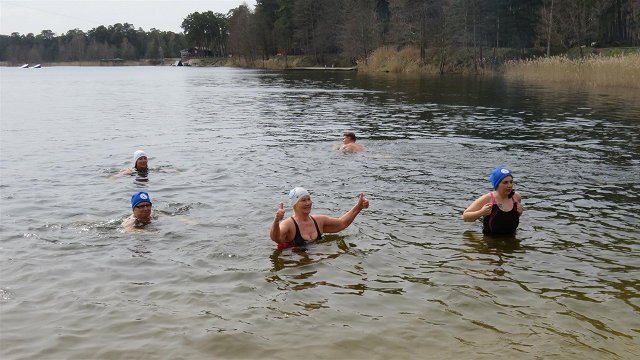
[360,46,438,74]
[503,53,640,88]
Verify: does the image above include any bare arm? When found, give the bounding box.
[318,193,369,233]
[270,202,292,245]
[110,167,134,179]
[462,193,492,222]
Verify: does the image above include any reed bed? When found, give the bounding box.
[359,46,439,74]
[503,53,640,88]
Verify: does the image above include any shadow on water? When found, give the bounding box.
[459,230,524,278]
[462,230,522,255]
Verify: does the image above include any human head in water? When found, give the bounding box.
[131,191,152,222]
[343,132,357,144]
[133,150,148,171]
[289,187,311,214]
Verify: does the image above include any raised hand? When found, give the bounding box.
[275,201,285,223]
[357,193,369,210]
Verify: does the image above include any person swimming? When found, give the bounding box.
[339,132,364,153]
[111,150,149,178]
[270,187,369,249]
[462,166,524,236]
[121,191,153,232]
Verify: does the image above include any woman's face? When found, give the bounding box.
[294,195,313,214]
[497,176,514,194]
[133,202,152,221]
[135,156,148,169]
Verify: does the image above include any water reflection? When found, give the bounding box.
[268,235,405,301]
[462,230,522,254]
[268,235,351,272]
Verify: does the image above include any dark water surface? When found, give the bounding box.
[1,66,639,359]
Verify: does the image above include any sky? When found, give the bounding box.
[0,0,253,36]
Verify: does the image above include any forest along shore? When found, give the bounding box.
[1,58,179,67]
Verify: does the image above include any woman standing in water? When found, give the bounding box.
[463,166,524,235]
[270,187,369,249]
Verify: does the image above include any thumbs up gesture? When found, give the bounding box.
[357,193,369,210]
[274,202,285,223]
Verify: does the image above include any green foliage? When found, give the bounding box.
[0,22,187,63]
[1,0,638,68]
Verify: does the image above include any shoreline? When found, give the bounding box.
[3,50,638,89]
[0,58,181,67]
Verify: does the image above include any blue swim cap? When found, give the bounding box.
[131,191,152,209]
[489,166,513,190]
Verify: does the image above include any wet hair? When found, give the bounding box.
[344,132,357,142]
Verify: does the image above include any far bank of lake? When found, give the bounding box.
[4,47,639,89]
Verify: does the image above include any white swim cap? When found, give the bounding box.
[288,187,309,207]
[133,150,147,165]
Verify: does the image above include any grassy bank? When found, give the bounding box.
[503,52,640,88]
[358,46,511,74]
[359,45,640,88]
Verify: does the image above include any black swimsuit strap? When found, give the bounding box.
[291,216,322,244]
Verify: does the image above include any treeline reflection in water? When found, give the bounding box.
[0,67,638,359]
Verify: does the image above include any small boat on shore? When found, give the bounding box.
[31,64,42,68]
[20,64,29,68]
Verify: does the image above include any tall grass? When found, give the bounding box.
[359,46,439,74]
[503,53,640,88]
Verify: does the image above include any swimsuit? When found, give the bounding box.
[483,192,520,235]
[277,216,322,249]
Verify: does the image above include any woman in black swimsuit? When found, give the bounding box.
[270,187,370,249]
[463,166,524,235]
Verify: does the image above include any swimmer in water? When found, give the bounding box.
[122,191,153,232]
[462,166,524,236]
[270,187,369,249]
[112,150,148,178]
[339,132,364,153]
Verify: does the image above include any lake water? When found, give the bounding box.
[1,66,639,359]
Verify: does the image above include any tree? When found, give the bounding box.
[293,0,343,64]
[228,5,258,61]
[255,0,280,59]
[538,0,555,56]
[273,0,295,60]
[389,0,447,64]
[182,11,229,57]
[340,0,381,64]
[554,0,604,56]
